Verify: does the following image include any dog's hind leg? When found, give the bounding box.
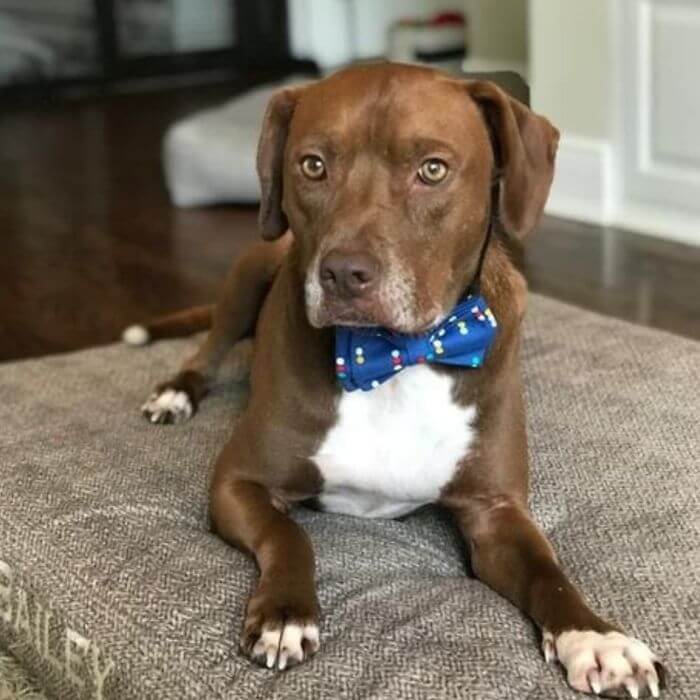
[140,232,291,424]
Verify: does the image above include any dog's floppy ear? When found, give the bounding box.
[256,86,306,240]
[466,80,559,239]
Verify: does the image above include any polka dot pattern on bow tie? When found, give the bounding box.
[335,356,347,380]
[334,294,498,391]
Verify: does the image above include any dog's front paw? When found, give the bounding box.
[241,586,320,671]
[141,388,194,424]
[543,629,665,697]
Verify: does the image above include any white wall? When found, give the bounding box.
[528,0,614,225]
[288,0,465,69]
[529,0,611,140]
[288,0,351,69]
[462,0,527,75]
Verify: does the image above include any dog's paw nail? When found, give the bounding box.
[588,669,602,694]
[542,631,556,663]
[648,675,660,698]
[624,677,639,699]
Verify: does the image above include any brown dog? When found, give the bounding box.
[128,64,664,696]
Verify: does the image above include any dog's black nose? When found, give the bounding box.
[320,250,379,299]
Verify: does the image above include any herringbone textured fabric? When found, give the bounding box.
[0,295,698,699]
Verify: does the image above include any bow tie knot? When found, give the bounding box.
[335,295,498,392]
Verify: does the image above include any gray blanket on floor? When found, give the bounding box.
[0,295,698,700]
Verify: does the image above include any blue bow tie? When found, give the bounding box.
[334,294,498,392]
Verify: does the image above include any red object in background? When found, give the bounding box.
[430,12,465,26]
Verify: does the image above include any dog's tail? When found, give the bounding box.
[121,304,213,346]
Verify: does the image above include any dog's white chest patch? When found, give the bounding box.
[312,365,477,518]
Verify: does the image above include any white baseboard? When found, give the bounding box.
[545,134,700,247]
[545,136,613,225]
[613,202,700,248]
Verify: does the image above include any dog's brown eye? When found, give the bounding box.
[418,158,448,184]
[300,155,326,180]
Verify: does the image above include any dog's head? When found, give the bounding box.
[257,63,558,333]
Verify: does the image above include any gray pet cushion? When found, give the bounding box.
[1,295,698,699]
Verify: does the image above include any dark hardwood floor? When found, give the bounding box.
[1,81,699,362]
[527,217,700,341]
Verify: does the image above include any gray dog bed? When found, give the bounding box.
[1,295,699,699]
